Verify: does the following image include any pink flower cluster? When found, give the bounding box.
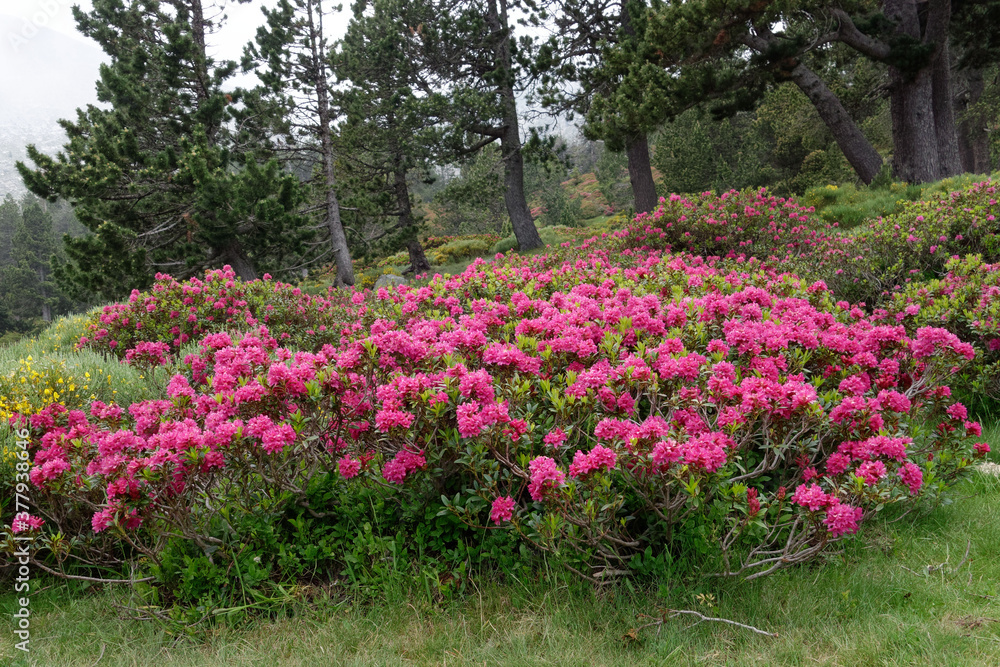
[792,484,863,537]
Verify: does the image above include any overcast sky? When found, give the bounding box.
[1,0,355,108]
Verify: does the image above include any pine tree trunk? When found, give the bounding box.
[788,63,883,184]
[889,67,940,183]
[223,239,258,281]
[488,0,543,251]
[930,5,961,177]
[626,135,658,213]
[956,69,991,174]
[883,0,951,183]
[619,3,658,212]
[308,0,355,286]
[393,156,431,274]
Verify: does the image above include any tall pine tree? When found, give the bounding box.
[534,0,659,212]
[18,0,308,301]
[243,0,357,286]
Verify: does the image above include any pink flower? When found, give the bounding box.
[792,483,836,511]
[527,456,566,501]
[568,445,617,478]
[974,442,991,456]
[544,428,569,448]
[826,452,852,475]
[338,456,361,479]
[897,462,923,494]
[945,402,968,421]
[490,496,516,523]
[824,503,862,537]
[11,512,44,534]
[375,409,416,433]
[261,423,295,454]
[856,460,887,486]
[382,449,426,484]
[746,488,761,517]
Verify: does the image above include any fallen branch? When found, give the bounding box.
[632,609,779,638]
[31,561,155,585]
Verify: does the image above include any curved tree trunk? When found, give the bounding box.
[626,134,658,213]
[393,156,431,274]
[487,0,543,251]
[787,63,883,184]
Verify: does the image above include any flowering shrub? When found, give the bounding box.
[620,189,834,263]
[80,266,357,359]
[882,255,1000,406]
[7,243,986,593]
[795,180,1000,305]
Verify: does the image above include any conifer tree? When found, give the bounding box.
[244,0,357,285]
[589,0,997,184]
[17,0,307,301]
[534,0,659,212]
[332,0,444,274]
[401,0,545,251]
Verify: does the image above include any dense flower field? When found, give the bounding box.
[2,181,997,615]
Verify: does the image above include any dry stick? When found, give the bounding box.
[31,561,155,584]
[90,643,106,667]
[636,609,779,638]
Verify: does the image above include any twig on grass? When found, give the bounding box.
[632,609,779,638]
[31,560,155,585]
[90,643,106,667]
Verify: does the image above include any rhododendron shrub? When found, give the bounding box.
[79,266,358,359]
[11,242,987,590]
[882,255,1000,405]
[792,180,1000,306]
[616,188,835,264]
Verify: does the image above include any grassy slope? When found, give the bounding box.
[2,460,999,666]
[5,179,1000,665]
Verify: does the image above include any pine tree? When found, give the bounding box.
[534,0,659,212]
[399,0,545,251]
[17,0,308,301]
[586,0,997,184]
[0,197,76,330]
[243,0,357,286]
[332,0,446,274]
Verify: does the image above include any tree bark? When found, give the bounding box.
[787,63,883,184]
[626,134,658,213]
[620,2,659,212]
[889,66,940,183]
[487,0,543,251]
[308,0,355,285]
[929,2,961,177]
[223,239,258,281]
[956,68,991,174]
[393,155,431,274]
[883,0,952,183]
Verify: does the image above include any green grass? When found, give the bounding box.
[3,464,1000,666]
[803,172,1000,230]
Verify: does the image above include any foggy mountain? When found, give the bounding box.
[0,15,104,196]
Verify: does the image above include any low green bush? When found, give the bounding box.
[796,179,1000,306]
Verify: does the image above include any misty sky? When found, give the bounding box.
[1,0,353,115]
